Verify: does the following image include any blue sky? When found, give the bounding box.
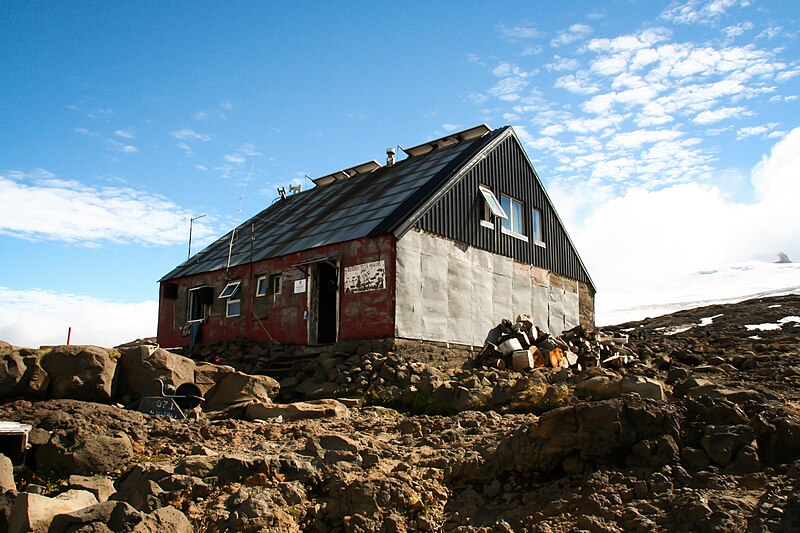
[1,0,798,345]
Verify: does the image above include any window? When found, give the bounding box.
[255,275,268,297]
[226,298,241,317]
[218,281,241,318]
[255,273,281,297]
[501,194,527,241]
[187,287,212,322]
[478,185,507,228]
[269,273,282,295]
[532,208,544,246]
[219,281,241,299]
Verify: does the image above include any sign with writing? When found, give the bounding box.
[344,260,386,294]
[137,397,185,420]
[294,279,307,294]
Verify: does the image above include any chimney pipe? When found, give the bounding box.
[386,147,395,166]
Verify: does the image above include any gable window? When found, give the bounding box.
[478,185,507,228]
[501,194,528,241]
[218,281,241,317]
[532,208,545,246]
[187,286,213,322]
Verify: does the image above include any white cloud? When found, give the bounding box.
[692,106,750,124]
[496,23,544,40]
[572,128,800,292]
[74,127,99,137]
[106,139,139,153]
[171,128,212,142]
[661,0,748,25]
[546,55,580,72]
[487,77,529,101]
[224,153,246,164]
[176,142,194,156]
[606,129,682,150]
[195,164,208,171]
[736,125,769,139]
[0,287,156,348]
[442,123,459,132]
[551,24,593,47]
[220,100,234,111]
[237,143,262,156]
[0,169,216,246]
[115,129,135,139]
[121,145,138,153]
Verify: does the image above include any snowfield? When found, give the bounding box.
[597,260,800,326]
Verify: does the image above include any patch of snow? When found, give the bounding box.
[698,314,724,327]
[779,316,800,325]
[769,304,782,308]
[746,323,781,331]
[749,335,762,339]
[598,260,800,326]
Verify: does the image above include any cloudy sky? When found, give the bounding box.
[1,1,798,346]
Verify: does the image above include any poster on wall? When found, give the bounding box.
[344,260,386,294]
[294,279,307,293]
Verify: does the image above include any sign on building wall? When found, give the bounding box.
[294,279,307,294]
[344,260,386,294]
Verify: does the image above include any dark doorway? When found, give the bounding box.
[313,262,339,344]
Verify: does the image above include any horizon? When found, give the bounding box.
[1,1,798,346]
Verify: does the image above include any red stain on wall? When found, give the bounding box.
[157,235,397,348]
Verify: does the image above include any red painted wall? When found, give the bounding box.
[156,235,397,348]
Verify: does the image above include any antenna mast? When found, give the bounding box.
[226,163,255,273]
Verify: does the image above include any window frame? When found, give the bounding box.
[187,286,209,323]
[500,194,528,242]
[218,280,242,318]
[478,185,507,229]
[255,275,268,297]
[268,273,282,295]
[532,207,545,247]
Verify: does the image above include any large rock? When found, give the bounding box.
[8,489,98,533]
[203,371,279,412]
[194,362,237,395]
[48,500,145,533]
[0,453,15,492]
[36,431,135,476]
[0,353,26,399]
[118,345,196,397]
[39,345,117,402]
[132,506,192,533]
[619,374,666,401]
[67,474,116,502]
[246,399,349,421]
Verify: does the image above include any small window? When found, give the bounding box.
[218,281,241,299]
[219,281,242,318]
[532,208,545,246]
[478,185,507,228]
[501,194,527,241]
[269,273,282,295]
[226,298,241,317]
[255,275,268,297]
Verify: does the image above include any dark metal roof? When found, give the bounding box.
[161,127,503,281]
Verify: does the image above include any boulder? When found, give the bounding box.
[36,431,135,476]
[48,500,145,533]
[21,362,49,399]
[246,399,349,421]
[0,353,26,399]
[0,453,15,492]
[39,345,117,402]
[194,362,237,395]
[8,489,98,533]
[67,475,116,502]
[574,375,621,399]
[133,506,192,533]
[118,345,196,398]
[620,374,666,401]
[203,371,279,412]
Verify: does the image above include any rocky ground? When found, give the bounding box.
[0,294,799,532]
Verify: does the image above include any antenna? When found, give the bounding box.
[226,163,254,272]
